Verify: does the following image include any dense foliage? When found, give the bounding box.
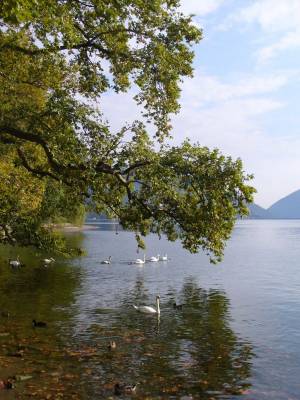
[0,0,254,261]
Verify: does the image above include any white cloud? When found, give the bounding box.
[170,72,300,208]
[100,72,287,132]
[181,73,287,106]
[180,0,225,16]
[223,0,300,62]
[173,93,284,159]
[257,30,300,63]
[234,0,300,33]
[172,94,300,208]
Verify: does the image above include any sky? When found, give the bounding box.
[102,0,300,208]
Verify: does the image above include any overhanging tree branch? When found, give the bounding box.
[17,147,61,182]
[123,160,152,176]
[1,41,126,59]
[0,126,135,190]
[0,125,66,173]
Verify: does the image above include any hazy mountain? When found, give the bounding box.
[247,203,273,219]
[268,189,300,219]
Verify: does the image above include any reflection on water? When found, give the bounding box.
[0,233,252,399]
[96,279,253,399]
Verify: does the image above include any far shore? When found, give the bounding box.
[51,223,100,232]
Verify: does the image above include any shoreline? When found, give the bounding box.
[52,223,100,232]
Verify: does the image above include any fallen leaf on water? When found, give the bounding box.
[163,386,179,393]
[103,382,115,389]
[84,369,92,375]
[63,373,76,380]
[49,372,60,377]
[199,380,208,385]
[14,375,33,381]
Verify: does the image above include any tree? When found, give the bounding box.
[0,0,254,262]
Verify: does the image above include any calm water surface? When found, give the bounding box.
[0,220,300,399]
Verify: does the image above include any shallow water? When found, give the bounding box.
[0,220,300,399]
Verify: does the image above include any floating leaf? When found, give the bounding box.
[14,375,33,381]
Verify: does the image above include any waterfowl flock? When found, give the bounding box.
[2,250,176,396]
[129,253,169,265]
[7,251,168,271]
[148,253,168,262]
[8,256,56,269]
[99,253,169,266]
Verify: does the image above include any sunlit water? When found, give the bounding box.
[1,220,300,399]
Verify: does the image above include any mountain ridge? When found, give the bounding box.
[248,189,300,219]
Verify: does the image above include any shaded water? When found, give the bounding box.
[0,220,300,399]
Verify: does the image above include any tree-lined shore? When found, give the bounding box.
[0,0,254,262]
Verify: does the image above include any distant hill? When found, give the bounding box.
[268,189,300,219]
[86,212,108,221]
[247,203,273,219]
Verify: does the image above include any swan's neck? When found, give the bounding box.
[156,298,160,314]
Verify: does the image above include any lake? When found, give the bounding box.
[0,220,300,399]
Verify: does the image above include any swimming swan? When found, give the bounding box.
[134,254,146,264]
[101,256,112,264]
[9,259,21,268]
[149,255,160,262]
[107,340,117,350]
[133,295,160,314]
[43,257,55,265]
[8,257,24,268]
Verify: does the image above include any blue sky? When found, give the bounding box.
[175,0,300,208]
[102,0,300,208]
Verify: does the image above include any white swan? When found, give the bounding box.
[149,254,160,262]
[160,254,168,261]
[101,256,112,264]
[133,295,160,314]
[43,257,55,265]
[9,258,21,268]
[134,254,146,264]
